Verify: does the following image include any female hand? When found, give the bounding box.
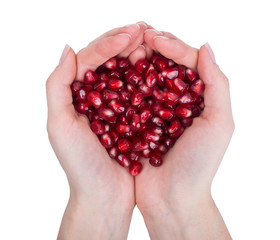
[135,29,234,240]
[46,22,147,240]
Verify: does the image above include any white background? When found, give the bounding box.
[0,0,279,239]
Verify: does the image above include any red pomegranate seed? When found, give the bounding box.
[168,119,182,134]
[118,139,132,153]
[77,88,88,102]
[145,64,155,77]
[175,105,192,119]
[129,161,143,176]
[164,90,179,106]
[116,123,130,133]
[98,107,116,122]
[158,144,168,154]
[119,90,131,102]
[125,106,137,119]
[179,92,196,105]
[151,116,165,127]
[131,92,143,106]
[181,118,193,128]
[162,67,179,80]
[108,100,125,115]
[152,88,165,103]
[74,102,89,114]
[144,130,160,142]
[125,68,143,85]
[190,79,205,96]
[94,82,107,92]
[110,130,120,143]
[104,57,117,70]
[169,126,184,138]
[108,146,119,159]
[155,57,168,71]
[135,59,149,73]
[139,83,153,97]
[186,68,199,82]
[102,89,119,102]
[149,126,163,137]
[117,58,130,72]
[149,141,160,150]
[190,105,202,118]
[159,108,174,121]
[152,103,164,115]
[133,139,149,152]
[149,152,163,167]
[140,108,153,123]
[90,120,106,135]
[108,79,124,91]
[119,115,129,124]
[130,114,141,131]
[162,137,176,148]
[168,59,176,67]
[71,81,84,94]
[178,65,186,80]
[123,130,134,139]
[157,73,165,87]
[99,73,110,82]
[127,83,136,93]
[116,154,131,168]
[146,70,158,88]
[142,149,151,158]
[137,99,148,109]
[84,71,99,85]
[100,133,113,148]
[87,91,103,107]
[108,70,122,79]
[129,151,141,161]
[86,107,95,121]
[173,78,188,94]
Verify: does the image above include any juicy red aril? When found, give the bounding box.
[118,139,132,153]
[129,161,143,176]
[71,52,205,175]
[84,71,99,85]
[149,152,163,167]
[87,91,103,107]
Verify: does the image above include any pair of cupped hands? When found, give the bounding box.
[46,22,234,239]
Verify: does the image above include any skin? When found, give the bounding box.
[46,22,234,240]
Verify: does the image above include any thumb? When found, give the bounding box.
[197,43,233,122]
[46,45,76,118]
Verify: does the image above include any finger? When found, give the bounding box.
[197,43,233,122]
[144,29,198,69]
[118,21,148,58]
[46,45,76,117]
[128,45,146,65]
[142,42,153,59]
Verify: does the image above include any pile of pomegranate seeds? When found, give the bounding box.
[71,52,205,176]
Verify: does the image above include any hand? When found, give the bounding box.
[46,22,148,240]
[135,30,234,239]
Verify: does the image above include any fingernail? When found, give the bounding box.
[205,42,216,63]
[117,33,132,39]
[153,35,169,40]
[124,23,140,29]
[139,44,145,49]
[137,21,148,28]
[145,29,163,35]
[59,44,70,64]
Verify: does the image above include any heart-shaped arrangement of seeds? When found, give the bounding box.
[71,52,205,176]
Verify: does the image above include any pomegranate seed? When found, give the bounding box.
[144,64,155,77]
[117,58,130,72]
[158,144,168,154]
[129,161,143,176]
[110,130,120,143]
[108,70,122,79]
[149,141,160,150]
[119,115,129,124]
[181,118,193,128]
[71,81,84,94]
[142,149,151,158]
[135,59,149,73]
[87,91,103,107]
[74,102,89,114]
[140,108,153,123]
[125,68,143,85]
[100,133,113,148]
[77,88,88,102]
[116,154,131,168]
[94,82,107,92]
[99,73,110,82]
[98,107,116,122]
[84,71,99,85]
[118,139,132,153]
[152,88,165,103]
[157,73,165,87]
[173,78,188,94]
[127,83,136,93]
[108,79,124,91]
[104,57,117,70]
[125,106,137,119]
[170,126,184,138]
[175,105,192,119]
[168,119,182,134]
[155,57,168,71]
[108,146,119,159]
[152,103,164,115]
[102,89,119,102]
[151,116,165,127]
[131,92,143,106]
[168,59,176,67]
[162,67,179,80]
[164,90,179,106]
[108,100,125,115]
[149,152,163,167]
[159,108,174,121]
[179,92,196,105]
[123,130,134,139]
[149,126,163,137]
[190,105,202,118]
[144,130,160,142]
[119,90,131,102]
[130,114,141,132]
[178,65,186,81]
[116,123,130,133]
[162,137,176,148]
[139,83,153,97]
[186,68,199,82]
[86,107,95,122]
[90,120,106,135]
[133,139,149,152]
[129,151,141,161]
[190,79,205,96]
[146,70,158,88]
